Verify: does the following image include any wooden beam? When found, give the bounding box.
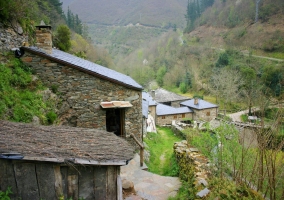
[54,165,63,199]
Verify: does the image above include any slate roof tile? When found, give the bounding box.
[180,99,218,110]
[156,104,192,116]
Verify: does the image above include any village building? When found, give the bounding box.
[156,103,193,126]
[18,24,143,146]
[0,120,134,200]
[151,88,190,108]
[142,92,158,132]
[180,98,218,121]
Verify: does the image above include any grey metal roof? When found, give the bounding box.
[21,47,143,90]
[142,91,158,106]
[142,99,149,118]
[156,103,192,116]
[180,99,218,110]
[153,88,190,103]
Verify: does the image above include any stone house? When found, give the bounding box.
[0,120,133,200]
[18,24,143,144]
[151,88,190,108]
[180,98,218,121]
[156,103,193,125]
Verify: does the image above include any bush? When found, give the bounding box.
[46,111,57,124]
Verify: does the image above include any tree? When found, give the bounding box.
[255,0,261,22]
[209,68,243,115]
[54,25,71,52]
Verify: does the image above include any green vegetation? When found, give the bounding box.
[144,127,182,176]
[0,55,57,124]
[181,121,284,200]
[0,187,12,200]
[54,25,72,51]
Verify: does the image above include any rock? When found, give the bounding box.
[32,116,40,126]
[196,188,210,198]
[122,179,135,193]
[197,178,208,186]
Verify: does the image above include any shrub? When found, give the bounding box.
[46,111,57,124]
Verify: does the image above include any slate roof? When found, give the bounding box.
[142,91,158,106]
[180,99,218,110]
[0,120,134,165]
[142,99,149,118]
[21,46,143,90]
[153,88,190,103]
[156,104,192,116]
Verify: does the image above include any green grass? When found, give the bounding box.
[0,55,57,124]
[144,127,182,176]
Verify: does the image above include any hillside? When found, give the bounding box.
[61,0,187,28]
[187,0,284,58]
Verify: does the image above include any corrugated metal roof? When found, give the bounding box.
[180,99,218,110]
[153,88,190,103]
[156,103,192,116]
[142,91,158,106]
[21,47,143,90]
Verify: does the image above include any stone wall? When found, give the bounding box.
[174,140,211,198]
[156,113,192,126]
[194,108,218,121]
[0,23,27,52]
[20,52,143,141]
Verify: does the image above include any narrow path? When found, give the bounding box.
[121,154,181,200]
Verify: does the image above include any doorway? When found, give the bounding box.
[106,109,125,137]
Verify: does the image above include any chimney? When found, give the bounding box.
[151,90,155,100]
[35,20,52,54]
[194,98,199,105]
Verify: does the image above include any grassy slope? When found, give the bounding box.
[144,127,182,176]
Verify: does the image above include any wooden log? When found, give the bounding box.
[54,165,64,199]
[67,167,78,200]
[0,159,18,198]
[78,166,94,200]
[14,162,40,200]
[107,166,117,199]
[94,166,107,199]
[36,163,57,199]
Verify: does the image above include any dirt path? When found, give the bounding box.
[121,154,181,200]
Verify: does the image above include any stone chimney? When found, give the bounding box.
[35,20,52,54]
[194,98,199,105]
[151,90,155,100]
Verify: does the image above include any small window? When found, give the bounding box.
[174,115,177,119]
[182,114,185,118]
[206,111,210,116]
[162,116,165,119]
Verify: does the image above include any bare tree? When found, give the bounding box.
[255,0,262,22]
[209,68,243,115]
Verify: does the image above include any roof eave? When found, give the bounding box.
[20,156,130,166]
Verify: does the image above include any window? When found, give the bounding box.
[182,114,185,118]
[174,115,177,119]
[206,111,210,116]
[162,116,165,119]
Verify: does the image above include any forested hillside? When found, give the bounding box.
[61,0,188,28]
[105,0,284,112]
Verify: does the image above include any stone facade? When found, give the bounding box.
[193,108,218,121]
[20,52,143,141]
[157,113,192,126]
[0,23,27,51]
